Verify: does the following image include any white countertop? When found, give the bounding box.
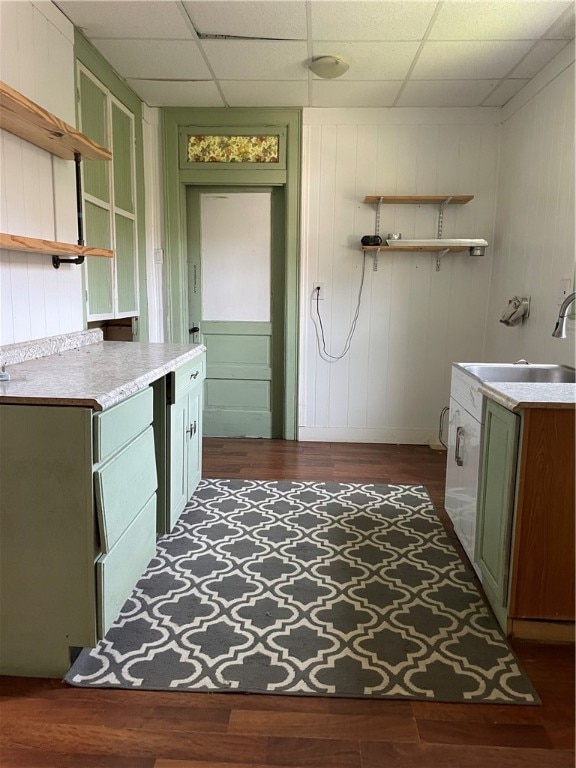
[480,381,576,411]
[0,340,206,411]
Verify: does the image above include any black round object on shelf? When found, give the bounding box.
[361,235,382,246]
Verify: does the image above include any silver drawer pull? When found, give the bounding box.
[186,420,197,438]
[455,426,464,466]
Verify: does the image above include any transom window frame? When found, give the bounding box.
[179,126,287,171]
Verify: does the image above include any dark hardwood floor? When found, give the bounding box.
[1,439,574,768]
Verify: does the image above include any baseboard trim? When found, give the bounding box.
[508,618,575,643]
[297,427,436,444]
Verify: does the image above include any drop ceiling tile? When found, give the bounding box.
[509,39,571,77]
[220,81,308,107]
[544,5,575,39]
[55,1,193,40]
[183,0,307,40]
[310,1,438,41]
[429,1,571,40]
[397,80,496,107]
[201,40,309,80]
[126,79,224,107]
[482,79,530,107]
[93,39,211,79]
[311,42,420,80]
[312,80,402,107]
[412,41,533,80]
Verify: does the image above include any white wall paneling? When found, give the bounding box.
[485,48,575,366]
[0,0,81,345]
[299,109,500,443]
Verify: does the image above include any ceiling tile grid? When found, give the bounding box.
[53,0,575,109]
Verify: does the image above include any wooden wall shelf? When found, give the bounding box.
[0,81,111,161]
[0,82,113,266]
[364,195,473,205]
[0,233,113,260]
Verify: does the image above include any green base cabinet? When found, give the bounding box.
[0,388,157,677]
[475,399,575,639]
[166,356,205,532]
[475,399,520,631]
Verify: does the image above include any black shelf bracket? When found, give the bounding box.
[52,151,85,269]
[52,254,85,269]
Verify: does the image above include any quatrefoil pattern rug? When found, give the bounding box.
[66,479,539,704]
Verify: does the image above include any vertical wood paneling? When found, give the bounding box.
[0,1,80,345]
[484,61,575,367]
[348,124,378,427]
[300,110,499,443]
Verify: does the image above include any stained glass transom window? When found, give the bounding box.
[187,134,280,164]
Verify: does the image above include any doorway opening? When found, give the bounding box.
[186,186,286,438]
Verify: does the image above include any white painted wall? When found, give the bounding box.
[485,43,575,366]
[0,0,81,344]
[299,108,501,443]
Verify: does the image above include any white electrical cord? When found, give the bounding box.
[311,252,367,362]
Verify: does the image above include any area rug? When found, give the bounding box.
[65,479,539,704]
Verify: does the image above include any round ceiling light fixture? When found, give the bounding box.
[309,56,349,79]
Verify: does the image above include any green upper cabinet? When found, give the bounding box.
[79,70,110,202]
[78,64,139,322]
[112,103,134,214]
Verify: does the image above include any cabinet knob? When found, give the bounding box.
[190,371,199,379]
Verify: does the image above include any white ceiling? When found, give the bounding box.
[54,0,575,108]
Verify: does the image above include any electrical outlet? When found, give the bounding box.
[312,282,325,299]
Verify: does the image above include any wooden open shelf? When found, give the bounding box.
[0,82,113,265]
[364,195,473,205]
[0,233,113,259]
[0,81,111,161]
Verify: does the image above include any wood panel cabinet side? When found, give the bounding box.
[509,408,575,621]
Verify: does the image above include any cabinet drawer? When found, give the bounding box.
[171,356,205,402]
[96,495,157,638]
[94,426,157,552]
[451,365,483,422]
[93,387,153,463]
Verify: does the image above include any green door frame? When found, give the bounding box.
[161,109,301,440]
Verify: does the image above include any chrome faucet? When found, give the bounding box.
[552,291,576,338]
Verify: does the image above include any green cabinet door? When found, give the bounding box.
[78,65,139,322]
[186,385,202,497]
[475,399,520,631]
[167,371,204,532]
[169,391,189,528]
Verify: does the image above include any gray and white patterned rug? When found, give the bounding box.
[66,479,539,704]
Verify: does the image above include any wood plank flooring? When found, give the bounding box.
[1,439,573,768]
